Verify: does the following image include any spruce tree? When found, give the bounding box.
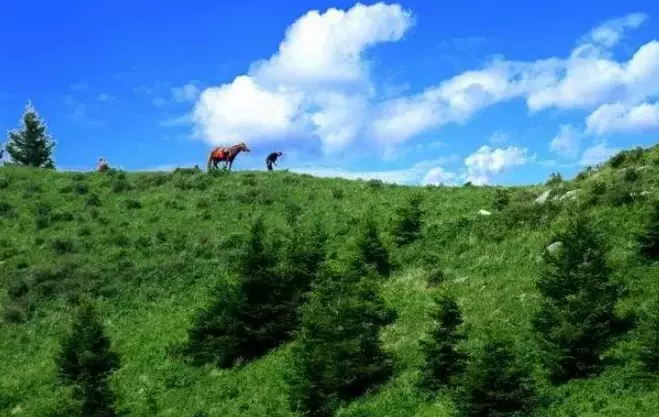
[286,261,397,417]
[418,291,467,392]
[56,300,120,417]
[638,201,659,261]
[5,102,56,168]
[457,336,537,417]
[182,216,327,368]
[356,216,391,277]
[393,195,423,246]
[532,212,624,384]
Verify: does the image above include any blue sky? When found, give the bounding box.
[1,1,658,186]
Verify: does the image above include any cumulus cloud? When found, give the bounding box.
[193,2,413,151]
[191,7,658,158]
[464,146,531,185]
[550,124,582,158]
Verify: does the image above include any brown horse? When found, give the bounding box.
[207,142,251,172]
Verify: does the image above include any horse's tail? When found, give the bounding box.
[207,149,215,172]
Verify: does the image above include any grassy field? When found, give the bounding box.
[1,144,659,417]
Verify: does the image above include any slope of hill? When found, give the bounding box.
[1,144,659,417]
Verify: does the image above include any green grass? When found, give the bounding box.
[2,144,659,416]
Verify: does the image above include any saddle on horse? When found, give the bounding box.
[213,147,227,160]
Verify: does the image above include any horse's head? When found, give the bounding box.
[239,142,251,152]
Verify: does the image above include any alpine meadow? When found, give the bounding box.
[2,143,659,416]
[3,1,659,416]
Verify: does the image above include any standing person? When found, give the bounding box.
[265,151,282,171]
[97,157,109,172]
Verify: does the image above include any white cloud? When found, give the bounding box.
[550,124,582,157]
[193,3,414,151]
[579,142,619,166]
[191,8,658,157]
[421,166,459,186]
[586,101,659,134]
[464,145,531,185]
[489,130,509,145]
[172,83,201,102]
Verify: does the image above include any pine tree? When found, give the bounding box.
[56,300,120,417]
[418,291,467,392]
[532,212,625,384]
[356,216,391,277]
[457,336,537,417]
[638,298,659,373]
[182,216,326,368]
[286,262,397,417]
[638,201,659,261]
[393,195,423,246]
[5,102,56,168]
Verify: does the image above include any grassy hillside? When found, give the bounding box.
[1,144,659,417]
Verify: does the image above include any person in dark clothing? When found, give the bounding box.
[266,152,283,171]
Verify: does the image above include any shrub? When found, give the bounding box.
[426,268,445,287]
[123,199,142,210]
[610,152,627,168]
[0,176,9,189]
[393,195,423,246]
[546,172,563,186]
[56,300,120,417]
[0,200,13,217]
[111,179,131,193]
[52,238,75,255]
[286,264,396,417]
[638,299,659,373]
[532,212,626,384]
[638,201,659,261]
[85,194,102,207]
[73,183,89,195]
[456,336,537,417]
[492,189,510,210]
[623,168,638,182]
[418,291,467,392]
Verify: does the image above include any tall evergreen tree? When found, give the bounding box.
[5,102,56,168]
[393,195,423,246]
[532,212,625,384]
[182,216,327,368]
[457,336,537,417]
[356,216,391,277]
[418,291,467,392]
[56,300,120,417]
[286,262,397,417]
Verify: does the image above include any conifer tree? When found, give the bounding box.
[183,216,327,368]
[356,216,391,277]
[418,291,467,392]
[638,201,659,261]
[393,195,423,245]
[56,300,120,417]
[286,261,397,417]
[532,212,624,384]
[5,102,56,168]
[457,336,537,417]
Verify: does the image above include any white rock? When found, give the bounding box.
[636,165,650,172]
[546,241,563,253]
[640,191,651,196]
[478,209,491,216]
[535,190,552,204]
[559,189,581,201]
